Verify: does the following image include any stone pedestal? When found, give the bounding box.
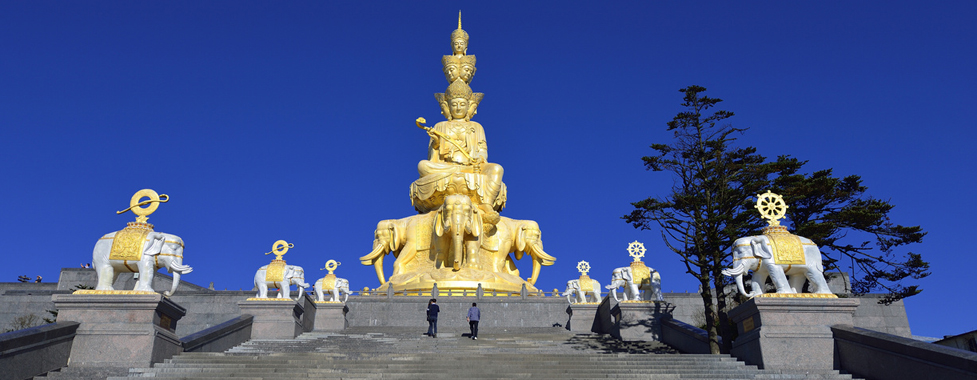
[568,303,598,332]
[312,302,347,331]
[237,299,304,339]
[729,296,860,370]
[617,301,670,341]
[52,293,186,368]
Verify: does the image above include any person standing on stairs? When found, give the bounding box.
[467,302,480,340]
[426,299,440,338]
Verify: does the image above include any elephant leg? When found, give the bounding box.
[767,264,792,293]
[257,283,268,298]
[96,266,116,291]
[315,287,324,302]
[806,269,832,294]
[749,271,767,297]
[279,283,290,299]
[134,262,155,292]
[788,272,806,293]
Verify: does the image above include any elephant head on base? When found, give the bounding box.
[496,217,556,285]
[359,217,410,284]
[92,230,193,297]
[253,264,310,300]
[435,194,482,271]
[722,234,832,298]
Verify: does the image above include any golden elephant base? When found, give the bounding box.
[244,297,295,301]
[379,267,539,294]
[73,290,158,295]
[753,293,838,299]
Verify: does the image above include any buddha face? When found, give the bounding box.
[443,63,475,83]
[449,98,469,120]
[452,38,467,55]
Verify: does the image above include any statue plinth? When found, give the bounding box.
[729,297,859,370]
[52,293,185,368]
[237,298,305,339]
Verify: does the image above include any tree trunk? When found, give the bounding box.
[697,271,721,354]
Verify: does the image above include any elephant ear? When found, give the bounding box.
[515,225,527,254]
[467,206,482,237]
[752,237,772,259]
[143,234,165,256]
[623,268,633,281]
[435,207,447,237]
[389,224,400,252]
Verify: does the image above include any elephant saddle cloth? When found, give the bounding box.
[578,275,594,292]
[320,274,336,290]
[265,259,286,282]
[766,233,805,265]
[109,223,153,261]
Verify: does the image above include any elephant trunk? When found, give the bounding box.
[451,224,464,271]
[722,262,748,297]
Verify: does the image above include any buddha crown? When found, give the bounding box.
[451,11,469,43]
[442,54,476,70]
[445,79,473,100]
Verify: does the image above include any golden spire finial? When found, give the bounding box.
[458,11,462,30]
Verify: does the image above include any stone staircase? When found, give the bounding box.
[41,327,856,379]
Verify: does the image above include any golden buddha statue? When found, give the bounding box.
[412,79,504,220]
[360,13,553,294]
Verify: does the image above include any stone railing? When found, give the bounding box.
[181,315,253,353]
[832,324,977,380]
[660,317,717,354]
[0,321,79,380]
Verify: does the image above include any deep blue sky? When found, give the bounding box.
[2,2,974,338]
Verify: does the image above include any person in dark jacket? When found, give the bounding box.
[467,302,480,340]
[426,299,440,338]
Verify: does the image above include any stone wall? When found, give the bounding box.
[0,268,915,338]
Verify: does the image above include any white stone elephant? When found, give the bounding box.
[314,277,351,303]
[722,234,831,297]
[253,264,310,300]
[606,266,664,302]
[92,230,192,296]
[562,278,601,304]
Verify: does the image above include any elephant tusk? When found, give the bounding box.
[374,254,387,285]
[360,244,386,265]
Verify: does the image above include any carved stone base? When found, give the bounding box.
[729,297,860,370]
[312,302,347,331]
[237,299,304,339]
[617,301,671,341]
[567,303,598,332]
[51,293,186,368]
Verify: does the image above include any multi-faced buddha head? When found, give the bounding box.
[442,55,476,83]
[445,79,473,120]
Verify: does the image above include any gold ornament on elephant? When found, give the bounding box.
[319,260,340,291]
[626,241,653,287]
[576,261,593,292]
[264,240,293,282]
[755,190,788,227]
[109,189,169,261]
